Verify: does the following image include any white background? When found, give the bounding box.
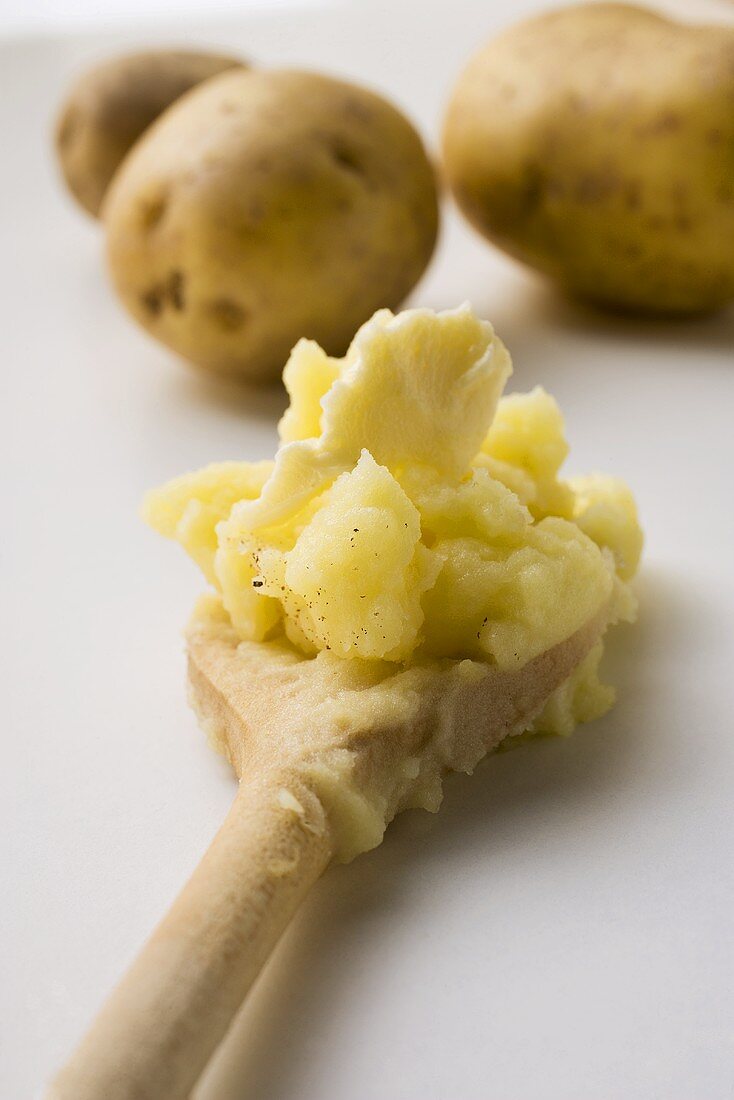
[2,1,733,1098]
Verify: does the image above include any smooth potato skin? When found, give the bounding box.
[443,4,734,315]
[55,50,246,217]
[104,69,439,383]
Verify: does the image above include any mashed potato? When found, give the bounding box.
[144,305,641,736]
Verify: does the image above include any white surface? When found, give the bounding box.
[2,3,734,1098]
[0,0,324,39]
[0,0,730,38]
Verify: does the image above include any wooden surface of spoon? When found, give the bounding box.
[49,595,609,1100]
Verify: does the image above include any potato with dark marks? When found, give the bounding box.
[55,49,247,217]
[442,3,734,315]
[104,69,439,383]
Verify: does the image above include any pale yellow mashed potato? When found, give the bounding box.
[144,305,641,737]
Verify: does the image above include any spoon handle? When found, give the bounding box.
[48,773,333,1100]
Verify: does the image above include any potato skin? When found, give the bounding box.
[103,69,439,383]
[55,50,246,217]
[443,3,734,315]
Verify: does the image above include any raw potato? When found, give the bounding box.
[55,49,246,217]
[103,69,439,383]
[443,4,734,315]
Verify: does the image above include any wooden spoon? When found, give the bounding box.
[48,594,609,1100]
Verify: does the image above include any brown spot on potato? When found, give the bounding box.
[330,141,366,177]
[639,111,682,136]
[167,270,185,310]
[342,96,373,124]
[567,91,587,112]
[139,270,185,316]
[521,163,546,212]
[206,297,248,332]
[623,180,642,210]
[140,192,168,231]
[140,287,163,316]
[574,172,620,203]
